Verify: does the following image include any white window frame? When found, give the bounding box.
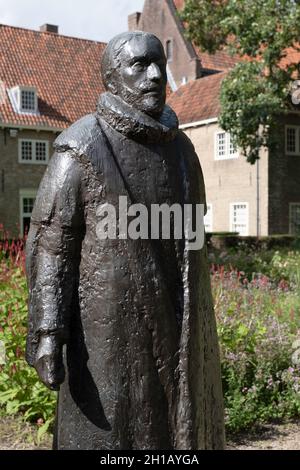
[285,125,300,156]
[8,86,39,115]
[19,189,37,236]
[289,203,300,235]
[230,202,249,236]
[18,139,49,164]
[204,203,213,232]
[215,131,239,160]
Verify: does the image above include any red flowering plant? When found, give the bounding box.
[0,226,56,443]
[212,264,300,433]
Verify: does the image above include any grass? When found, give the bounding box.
[0,415,52,450]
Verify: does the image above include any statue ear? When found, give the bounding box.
[103,62,120,95]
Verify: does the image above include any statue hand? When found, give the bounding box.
[35,335,65,391]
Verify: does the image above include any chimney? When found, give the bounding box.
[40,24,59,34]
[128,12,141,31]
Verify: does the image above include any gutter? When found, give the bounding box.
[179,117,218,129]
[0,121,65,133]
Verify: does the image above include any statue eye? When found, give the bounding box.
[132,60,147,70]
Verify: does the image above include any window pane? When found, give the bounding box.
[290,204,300,235]
[23,197,35,214]
[21,90,36,111]
[21,141,32,161]
[286,127,296,153]
[216,132,226,158]
[232,204,248,236]
[35,142,47,161]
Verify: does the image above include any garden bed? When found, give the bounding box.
[0,236,299,440]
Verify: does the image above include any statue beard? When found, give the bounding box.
[114,84,167,119]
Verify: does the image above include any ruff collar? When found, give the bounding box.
[96,92,179,144]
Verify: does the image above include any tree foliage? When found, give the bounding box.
[181,0,300,163]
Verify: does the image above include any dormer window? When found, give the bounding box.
[21,89,36,112]
[8,86,38,114]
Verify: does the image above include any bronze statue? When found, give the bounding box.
[25,31,225,450]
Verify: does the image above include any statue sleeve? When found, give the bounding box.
[25,151,84,366]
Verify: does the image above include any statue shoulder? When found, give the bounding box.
[30,150,83,226]
[54,114,102,155]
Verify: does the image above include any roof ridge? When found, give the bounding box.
[180,71,227,87]
[0,23,107,45]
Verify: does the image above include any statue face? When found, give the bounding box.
[115,35,167,117]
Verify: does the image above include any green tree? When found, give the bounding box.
[181,0,300,163]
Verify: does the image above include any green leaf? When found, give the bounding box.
[0,389,19,404]
[37,419,53,445]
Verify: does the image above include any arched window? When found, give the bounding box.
[166,39,173,62]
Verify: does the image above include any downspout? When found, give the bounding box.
[256,158,260,237]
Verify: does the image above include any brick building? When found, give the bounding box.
[1,3,299,237]
[131,0,300,235]
[128,0,239,88]
[0,24,106,236]
[168,78,300,236]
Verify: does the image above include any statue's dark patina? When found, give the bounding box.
[25,31,225,450]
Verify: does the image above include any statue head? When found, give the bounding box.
[101,31,167,118]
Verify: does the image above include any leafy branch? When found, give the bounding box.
[181,0,300,163]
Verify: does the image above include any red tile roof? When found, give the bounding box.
[168,43,300,126]
[0,24,106,130]
[194,45,240,72]
[173,0,185,10]
[168,72,226,124]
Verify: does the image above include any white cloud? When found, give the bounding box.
[0,0,145,42]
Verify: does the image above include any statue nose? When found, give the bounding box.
[148,63,162,81]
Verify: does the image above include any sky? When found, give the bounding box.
[0,0,145,43]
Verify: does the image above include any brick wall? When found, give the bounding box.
[0,128,57,237]
[268,114,300,234]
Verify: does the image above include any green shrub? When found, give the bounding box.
[269,251,300,288]
[209,245,300,288]
[0,262,56,440]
